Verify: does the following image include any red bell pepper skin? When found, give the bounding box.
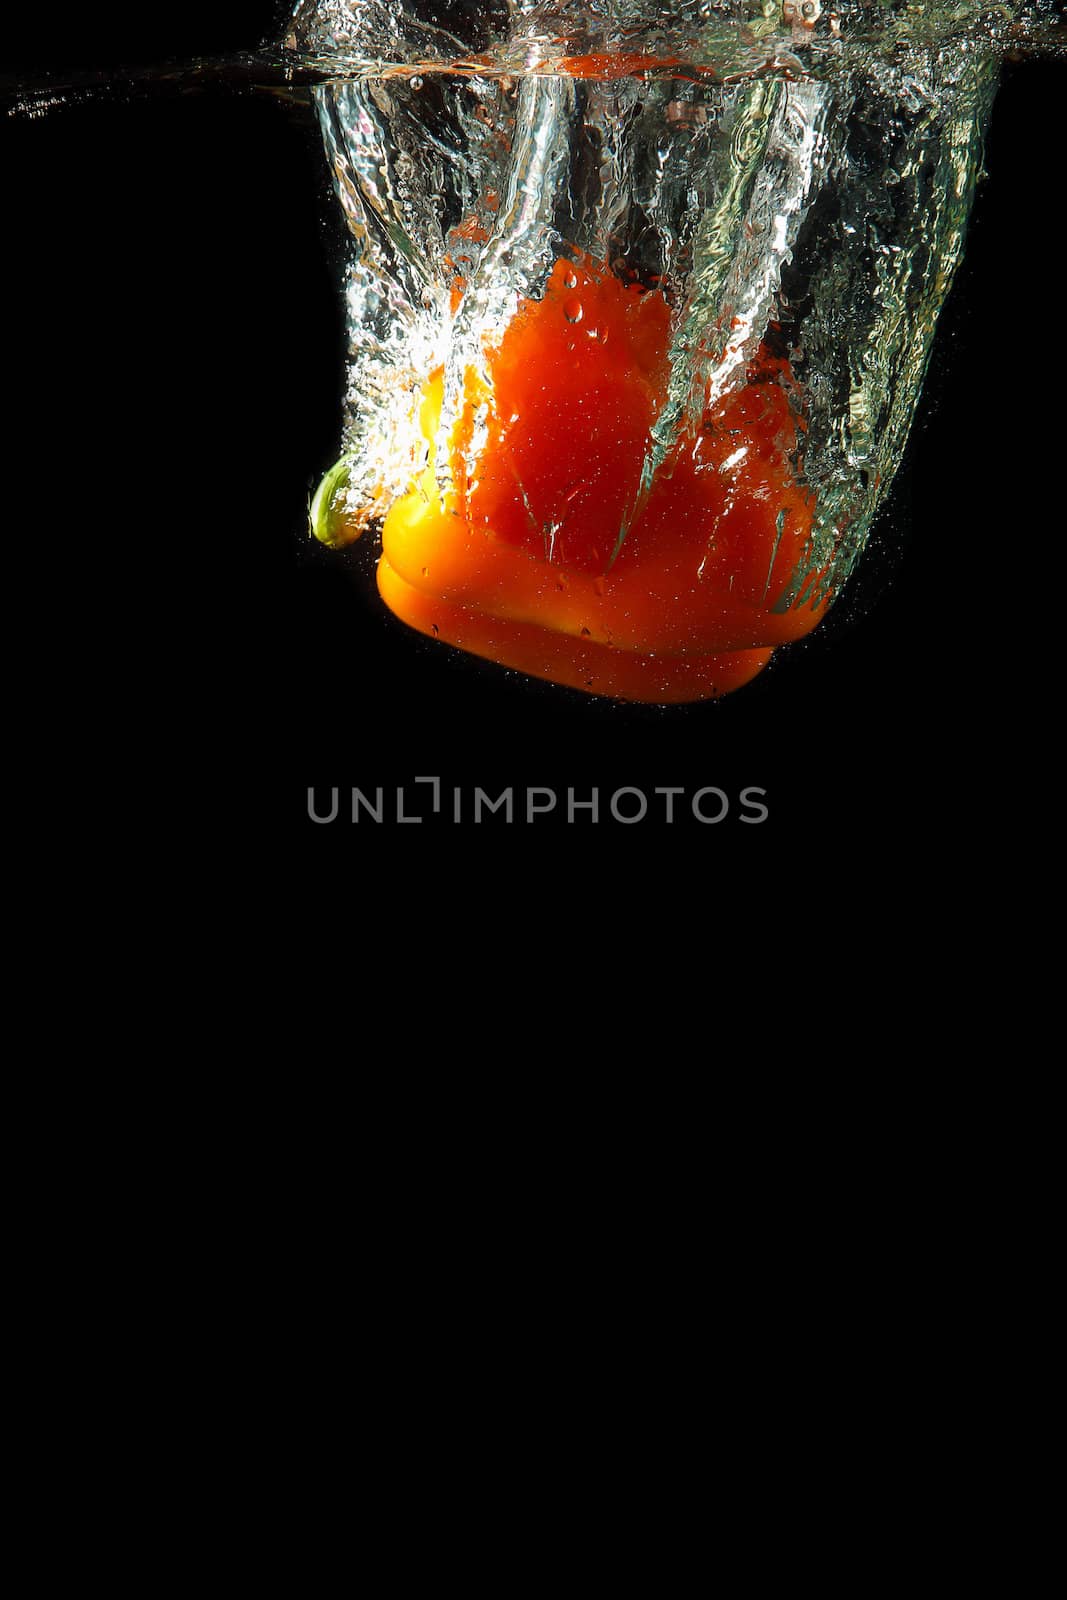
[379,254,828,702]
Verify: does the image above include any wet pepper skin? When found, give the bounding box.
[379,255,828,702]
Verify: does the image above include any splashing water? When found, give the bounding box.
[8,1,1063,702]
[280,2,1061,698]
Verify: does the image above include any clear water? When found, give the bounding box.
[276,2,1060,621]
[6,1,1064,700]
[313,54,989,604]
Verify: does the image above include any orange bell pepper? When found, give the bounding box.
[378,253,829,702]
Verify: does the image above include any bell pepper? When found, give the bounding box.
[377,253,829,702]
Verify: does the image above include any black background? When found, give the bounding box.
[6,4,1059,854]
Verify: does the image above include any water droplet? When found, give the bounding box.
[431,623,440,637]
[410,75,423,89]
[563,297,583,324]
[421,566,429,578]
[580,627,591,637]
[562,269,579,290]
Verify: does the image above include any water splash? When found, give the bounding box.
[6,1,1062,701]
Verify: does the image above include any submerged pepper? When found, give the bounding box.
[377,255,828,702]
